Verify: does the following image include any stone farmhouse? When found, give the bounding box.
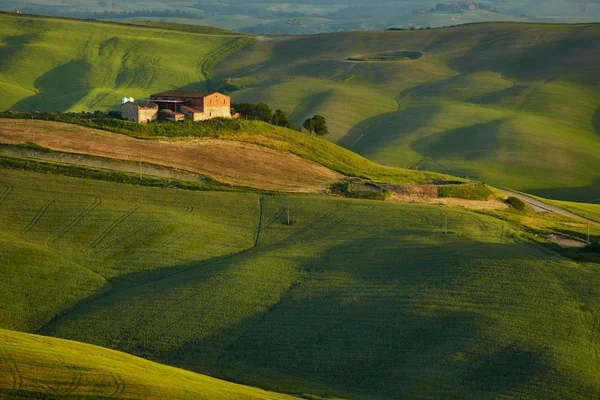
[120,90,238,123]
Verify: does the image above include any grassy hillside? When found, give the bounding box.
[217,23,600,202]
[0,118,457,187]
[2,16,599,200]
[1,168,600,399]
[0,328,296,399]
[0,13,253,112]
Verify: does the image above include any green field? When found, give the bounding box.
[0,328,295,399]
[0,13,252,112]
[0,168,599,399]
[217,23,600,202]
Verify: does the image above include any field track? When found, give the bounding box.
[0,120,342,192]
[499,189,600,225]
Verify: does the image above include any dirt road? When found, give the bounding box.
[498,188,600,226]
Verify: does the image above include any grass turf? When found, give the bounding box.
[0,13,253,112]
[0,328,296,399]
[1,168,600,399]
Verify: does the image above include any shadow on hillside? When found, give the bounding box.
[289,89,335,124]
[339,105,441,153]
[411,119,505,161]
[593,108,600,136]
[0,33,39,69]
[149,230,563,398]
[447,29,600,85]
[469,84,528,105]
[525,179,600,204]
[10,60,93,111]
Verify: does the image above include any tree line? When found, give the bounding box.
[233,102,328,136]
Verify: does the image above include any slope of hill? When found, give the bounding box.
[0,328,296,399]
[0,13,253,112]
[1,168,599,399]
[0,118,456,188]
[217,23,600,202]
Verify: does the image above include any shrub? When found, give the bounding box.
[438,183,493,200]
[506,196,529,213]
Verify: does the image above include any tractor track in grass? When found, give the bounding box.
[0,182,13,207]
[1,348,23,390]
[88,205,140,250]
[116,201,287,332]
[43,198,279,337]
[0,198,57,247]
[91,221,158,254]
[111,372,126,397]
[61,362,83,394]
[46,196,102,248]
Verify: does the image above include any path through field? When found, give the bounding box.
[498,188,600,225]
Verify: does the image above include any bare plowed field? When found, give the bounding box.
[0,120,342,192]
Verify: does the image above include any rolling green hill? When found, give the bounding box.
[0,328,296,399]
[217,23,600,202]
[1,15,599,201]
[1,168,600,399]
[0,13,253,112]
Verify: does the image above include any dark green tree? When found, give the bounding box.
[271,109,294,129]
[254,102,273,122]
[312,114,328,136]
[303,117,315,134]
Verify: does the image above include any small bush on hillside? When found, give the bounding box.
[506,196,529,213]
[438,183,492,201]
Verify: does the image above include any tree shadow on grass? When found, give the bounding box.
[10,60,93,111]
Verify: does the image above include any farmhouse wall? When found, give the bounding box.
[121,102,139,122]
[138,105,158,123]
[121,102,157,123]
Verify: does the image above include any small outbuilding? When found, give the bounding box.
[121,101,158,123]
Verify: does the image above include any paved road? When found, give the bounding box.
[498,188,600,226]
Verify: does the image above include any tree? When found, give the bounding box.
[272,109,294,129]
[303,117,315,134]
[312,114,328,136]
[254,102,272,122]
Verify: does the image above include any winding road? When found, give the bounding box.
[498,188,600,226]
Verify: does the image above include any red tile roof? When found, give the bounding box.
[180,105,204,114]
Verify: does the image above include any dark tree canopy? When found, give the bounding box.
[233,102,272,122]
[303,117,315,134]
[303,115,328,136]
[272,109,294,129]
[312,114,328,136]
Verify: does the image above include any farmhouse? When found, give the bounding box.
[120,91,238,123]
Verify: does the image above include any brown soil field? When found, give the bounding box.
[0,120,343,192]
[389,193,509,211]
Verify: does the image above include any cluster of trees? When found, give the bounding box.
[303,115,328,136]
[233,102,328,135]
